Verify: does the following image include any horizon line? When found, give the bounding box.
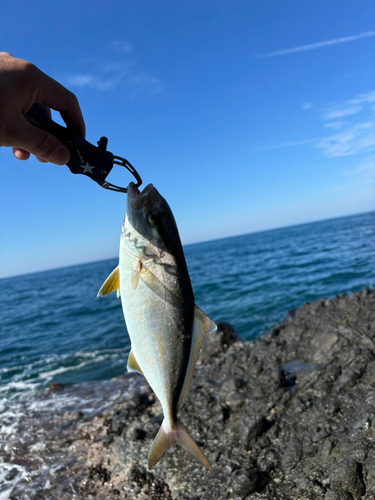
[1,209,373,281]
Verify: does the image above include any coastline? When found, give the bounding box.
[1,289,375,499]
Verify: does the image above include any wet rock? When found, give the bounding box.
[199,321,242,362]
[220,376,245,395]
[231,468,269,496]
[326,490,354,500]
[5,468,19,481]
[309,331,339,363]
[281,435,302,470]
[363,458,375,494]
[46,381,67,392]
[2,289,375,500]
[225,391,245,410]
[329,459,365,498]
[336,365,365,391]
[127,426,147,442]
[238,414,269,449]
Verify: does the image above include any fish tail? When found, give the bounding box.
[147,418,213,472]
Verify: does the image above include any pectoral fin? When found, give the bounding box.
[131,260,142,290]
[127,350,143,375]
[97,266,120,297]
[177,306,217,410]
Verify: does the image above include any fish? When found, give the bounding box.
[98,182,216,472]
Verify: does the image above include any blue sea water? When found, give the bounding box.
[1,211,374,404]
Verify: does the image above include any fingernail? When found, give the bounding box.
[49,148,70,165]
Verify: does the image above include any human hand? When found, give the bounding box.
[0,52,85,165]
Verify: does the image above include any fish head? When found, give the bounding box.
[122,182,184,261]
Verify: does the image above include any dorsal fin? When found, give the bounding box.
[127,349,143,375]
[177,306,217,410]
[97,266,120,297]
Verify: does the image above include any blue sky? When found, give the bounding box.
[0,0,374,278]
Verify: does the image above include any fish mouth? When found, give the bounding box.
[127,182,142,200]
[127,183,157,210]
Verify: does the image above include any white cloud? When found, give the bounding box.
[302,102,313,110]
[323,92,375,120]
[66,74,121,91]
[109,40,133,53]
[350,91,375,105]
[253,91,375,158]
[254,138,318,152]
[317,122,375,157]
[258,30,375,58]
[126,72,163,94]
[63,43,163,96]
[324,121,343,130]
[317,92,375,157]
[323,105,363,120]
[65,60,163,96]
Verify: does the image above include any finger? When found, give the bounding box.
[12,147,31,161]
[35,70,86,137]
[12,118,70,165]
[37,102,52,119]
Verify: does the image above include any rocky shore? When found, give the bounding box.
[2,289,375,499]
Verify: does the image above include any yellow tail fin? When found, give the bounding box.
[147,418,212,472]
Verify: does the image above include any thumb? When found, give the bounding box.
[15,119,70,165]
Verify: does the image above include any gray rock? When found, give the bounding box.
[326,490,354,500]
[3,289,375,500]
[220,376,245,395]
[363,458,375,494]
[281,435,302,470]
[238,414,269,449]
[231,469,269,496]
[329,459,365,497]
[200,321,242,362]
[225,391,245,410]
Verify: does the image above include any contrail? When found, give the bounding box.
[258,30,375,58]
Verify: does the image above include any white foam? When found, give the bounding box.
[29,441,46,452]
[0,460,29,500]
[37,352,120,381]
[0,421,17,438]
[0,364,28,375]
[0,380,40,393]
[0,346,130,404]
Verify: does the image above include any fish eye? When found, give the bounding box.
[147,211,159,227]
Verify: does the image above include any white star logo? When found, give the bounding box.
[80,161,95,174]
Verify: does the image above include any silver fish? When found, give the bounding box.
[98,183,216,471]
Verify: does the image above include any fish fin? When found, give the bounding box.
[177,306,217,411]
[148,418,212,472]
[131,260,142,290]
[127,350,143,375]
[97,266,120,297]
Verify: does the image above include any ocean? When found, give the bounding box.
[1,211,374,405]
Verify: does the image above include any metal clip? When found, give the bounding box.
[25,105,143,194]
